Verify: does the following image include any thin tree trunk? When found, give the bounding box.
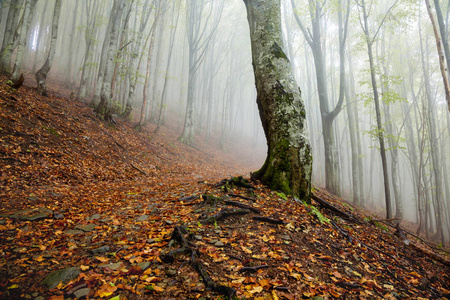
[35,0,62,96]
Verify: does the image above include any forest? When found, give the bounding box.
[0,0,449,299]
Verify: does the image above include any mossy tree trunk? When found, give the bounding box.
[243,0,312,201]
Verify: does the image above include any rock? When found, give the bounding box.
[209,239,218,244]
[92,245,110,254]
[88,214,101,221]
[281,235,291,241]
[42,267,80,289]
[137,262,151,271]
[0,219,6,225]
[64,229,83,235]
[53,211,64,219]
[99,262,123,271]
[74,288,91,299]
[147,238,155,244]
[0,208,53,221]
[75,224,96,232]
[194,235,203,241]
[35,297,44,300]
[166,220,173,225]
[214,241,224,247]
[137,215,148,222]
[166,268,177,276]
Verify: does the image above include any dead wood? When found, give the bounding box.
[130,162,147,175]
[202,208,250,224]
[223,200,261,214]
[252,216,286,224]
[160,226,236,299]
[238,265,269,273]
[312,194,361,224]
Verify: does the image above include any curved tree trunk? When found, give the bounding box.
[243,0,312,201]
[35,0,62,96]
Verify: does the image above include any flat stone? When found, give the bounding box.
[281,235,291,241]
[42,267,80,289]
[194,235,202,241]
[0,208,53,221]
[166,220,173,225]
[74,287,90,299]
[99,262,122,271]
[92,245,110,254]
[209,239,218,244]
[214,241,224,247]
[35,297,44,300]
[137,215,148,222]
[137,262,151,271]
[86,214,100,221]
[65,230,83,235]
[75,224,96,232]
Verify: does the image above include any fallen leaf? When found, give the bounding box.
[97,283,117,298]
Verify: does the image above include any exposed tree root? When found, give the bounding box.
[224,200,261,214]
[160,226,236,299]
[252,216,285,224]
[238,265,269,273]
[228,193,256,202]
[202,208,250,224]
[312,194,361,224]
[213,176,254,189]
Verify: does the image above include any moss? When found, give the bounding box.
[271,42,288,61]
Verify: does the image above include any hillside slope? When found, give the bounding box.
[0,78,449,300]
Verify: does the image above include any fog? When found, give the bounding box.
[0,0,448,244]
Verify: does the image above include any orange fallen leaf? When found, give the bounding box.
[97,282,117,298]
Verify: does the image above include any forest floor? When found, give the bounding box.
[0,76,449,300]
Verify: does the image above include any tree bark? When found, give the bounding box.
[35,0,62,96]
[10,0,37,85]
[95,0,126,120]
[425,0,450,113]
[0,0,24,75]
[359,0,392,219]
[243,0,312,200]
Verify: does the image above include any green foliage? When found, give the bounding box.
[42,126,59,136]
[374,221,389,232]
[303,201,330,224]
[276,191,288,201]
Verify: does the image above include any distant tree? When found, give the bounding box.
[243,0,312,200]
[425,0,450,113]
[0,0,23,75]
[178,0,223,146]
[35,0,62,96]
[10,0,38,86]
[94,0,126,120]
[291,0,345,196]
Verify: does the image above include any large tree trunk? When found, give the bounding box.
[35,0,62,96]
[243,0,312,200]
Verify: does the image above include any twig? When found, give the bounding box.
[130,162,147,175]
[224,200,261,214]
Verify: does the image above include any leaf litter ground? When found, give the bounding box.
[0,76,449,300]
